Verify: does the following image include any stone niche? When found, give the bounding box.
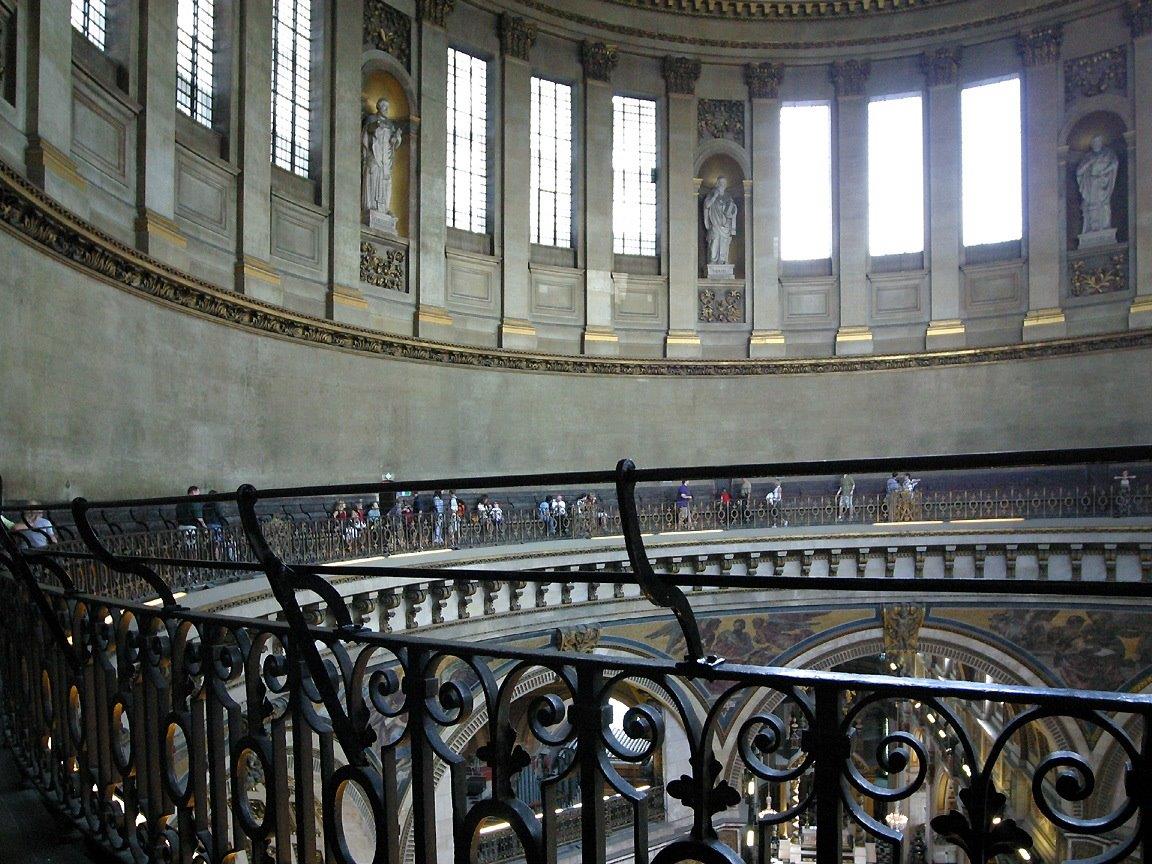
[361,67,412,238]
[697,152,745,280]
[1064,110,1129,301]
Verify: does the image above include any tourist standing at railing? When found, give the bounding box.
[12,502,56,548]
[554,495,569,535]
[432,491,445,543]
[491,500,504,537]
[767,481,784,527]
[175,486,207,551]
[837,474,855,522]
[448,491,461,547]
[1114,469,1136,516]
[367,499,381,524]
[676,480,694,529]
[739,477,753,507]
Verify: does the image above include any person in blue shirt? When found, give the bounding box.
[676,480,693,529]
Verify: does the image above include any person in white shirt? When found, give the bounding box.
[766,482,785,527]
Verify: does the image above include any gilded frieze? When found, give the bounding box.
[364,1,411,69]
[1064,47,1127,106]
[360,241,407,293]
[1070,252,1127,297]
[698,100,745,146]
[699,287,744,323]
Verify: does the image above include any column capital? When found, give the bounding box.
[1016,24,1064,67]
[499,14,537,62]
[581,41,618,83]
[662,56,701,95]
[744,61,784,100]
[1126,0,1152,38]
[417,0,454,28]
[920,46,962,87]
[830,60,871,97]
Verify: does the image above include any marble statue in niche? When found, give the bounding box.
[703,175,738,278]
[362,97,404,234]
[1076,134,1119,248]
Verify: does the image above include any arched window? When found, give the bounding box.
[71,0,107,50]
[447,48,489,234]
[177,0,215,126]
[530,77,573,248]
[612,95,658,256]
[271,0,313,176]
[961,77,1022,247]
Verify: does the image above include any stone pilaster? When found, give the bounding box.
[23,0,87,213]
[414,6,453,337]
[327,0,368,325]
[134,0,186,268]
[581,43,619,355]
[499,17,537,349]
[234,0,280,302]
[746,63,785,356]
[1129,2,1152,327]
[831,60,873,355]
[922,48,965,349]
[664,57,701,358]
[1018,25,1067,340]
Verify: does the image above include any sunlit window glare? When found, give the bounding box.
[613,96,658,256]
[270,0,312,176]
[780,104,833,261]
[531,78,573,248]
[868,95,924,256]
[961,78,1022,246]
[177,0,216,127]
[447,49,489,234]
[72,0,107,51]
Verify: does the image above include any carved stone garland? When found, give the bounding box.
[1070,252,1127,297]
[1016,25,1063,67]
[698,288,744,323]
[698,100,745,146]
[360,242,407,293]
[499,14,537,62]
[1064,47,1127,105]
[364,1,411,69]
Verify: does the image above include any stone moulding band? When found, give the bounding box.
[1,156,1150,377]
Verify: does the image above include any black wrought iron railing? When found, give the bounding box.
[1,447,1151,864]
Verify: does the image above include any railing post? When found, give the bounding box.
[811,685,847,864]
[575,664,607,864]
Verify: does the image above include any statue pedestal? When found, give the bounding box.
[706,263,735,280]
[1078,228,1117,249]
[366,209,399,237]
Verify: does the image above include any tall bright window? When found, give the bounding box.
[780,104,833,261]
[868,95,924,256]
[177,0,215,126]
[612,96,657,256]
[271,0,312,176]
[530,77,573,248]
[71,0,107,50]
[447,48,488,234]
[961,78,1022,246]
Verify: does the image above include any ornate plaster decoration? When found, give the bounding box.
[662,55,702,95]
[830,60,871,97]
[1127,0,1152,38]
[699,287,744,323]
[1016,24,1063,67]
[698,100,745,146]
[919,46,961,86]
[581,41,619,82]
[1070,252,1127,297]
[0,158,1149,376]
[882,603,925,670]
[364,1,411,69]
[417,0,454,27]
[744,62,783,100]
[499,14,537,61]
[553,624,601,653]
[1064,47,1127,105]
[360,242,407,293]
[566,0,960,18]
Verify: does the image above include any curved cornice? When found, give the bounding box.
[592,0,964,19]
[1,158,1150,377]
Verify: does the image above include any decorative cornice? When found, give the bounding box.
[830,60,871,97]
[498,14,537,62]
[1126,0,1152,38]
[564,0,962,19]
[1016,24,1063,67]
[581,41,618,82]
[0,158,1150,377]
[744,62,783,100]
[919,46,961,87]
[662,55,701,95]
[417,0,453,27]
